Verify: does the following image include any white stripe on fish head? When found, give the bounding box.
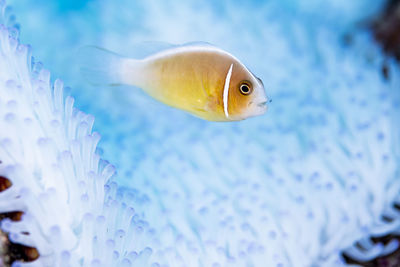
[223,63,233,118]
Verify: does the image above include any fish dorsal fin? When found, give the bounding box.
[121,41,176,59]
[178,41,216,49]
[121,41,218,59]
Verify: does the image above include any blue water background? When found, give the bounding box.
[8,0,400,265]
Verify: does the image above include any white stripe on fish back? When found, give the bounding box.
[223,63,233,118]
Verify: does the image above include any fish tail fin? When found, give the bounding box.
[77,46,125,86]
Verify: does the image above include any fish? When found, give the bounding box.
[78,43,269,121]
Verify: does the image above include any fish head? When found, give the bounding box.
[225,64,269,121]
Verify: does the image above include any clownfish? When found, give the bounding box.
[79,43,269,121]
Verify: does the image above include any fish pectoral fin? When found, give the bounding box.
[204,97,219,112]
[201,79,213,98]
[193,100,214,114]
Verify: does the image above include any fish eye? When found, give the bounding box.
[239,81,253,95]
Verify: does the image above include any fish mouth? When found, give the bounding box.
[257,98,272,107]
[257,101,267,107]
[255,101,268,115]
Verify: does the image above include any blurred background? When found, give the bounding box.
[6,0,400,266]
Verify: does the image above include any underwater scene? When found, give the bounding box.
[0,0,400,266]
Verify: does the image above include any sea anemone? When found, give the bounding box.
[0,1,143,266]
[1,0,400,266]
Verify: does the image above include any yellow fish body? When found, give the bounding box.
[80,44,269,121]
